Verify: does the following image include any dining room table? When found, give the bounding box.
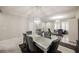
[27,34,59,53]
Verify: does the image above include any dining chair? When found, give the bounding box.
[19,33,29,53]
[47,39,61,53]
[26,31,32,35]
[27,36,43,53]
[23,33,27,44]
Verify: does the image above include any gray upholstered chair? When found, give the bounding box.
[21,33,29,52]
[27,36,43,53]
[47,39,60,53]
[23,33,27,44]
[44,32,51,39]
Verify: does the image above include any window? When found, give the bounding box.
[54,20,69,31]
[61,21,69,30]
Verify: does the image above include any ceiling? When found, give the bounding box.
[0,6,79,19]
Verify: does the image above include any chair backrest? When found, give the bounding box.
[27,36,38,52]
[23,33,27,44]
[47,39,60,53]
[44,32,51,39]
[23,33,29,49]
[26,31,32,35]
[44,32,48,37]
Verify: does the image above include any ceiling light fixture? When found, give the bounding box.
[49,15,67,20]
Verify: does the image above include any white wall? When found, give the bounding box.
[0,13,27,41]
[69,18,78,43]
[62,10,79,44]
